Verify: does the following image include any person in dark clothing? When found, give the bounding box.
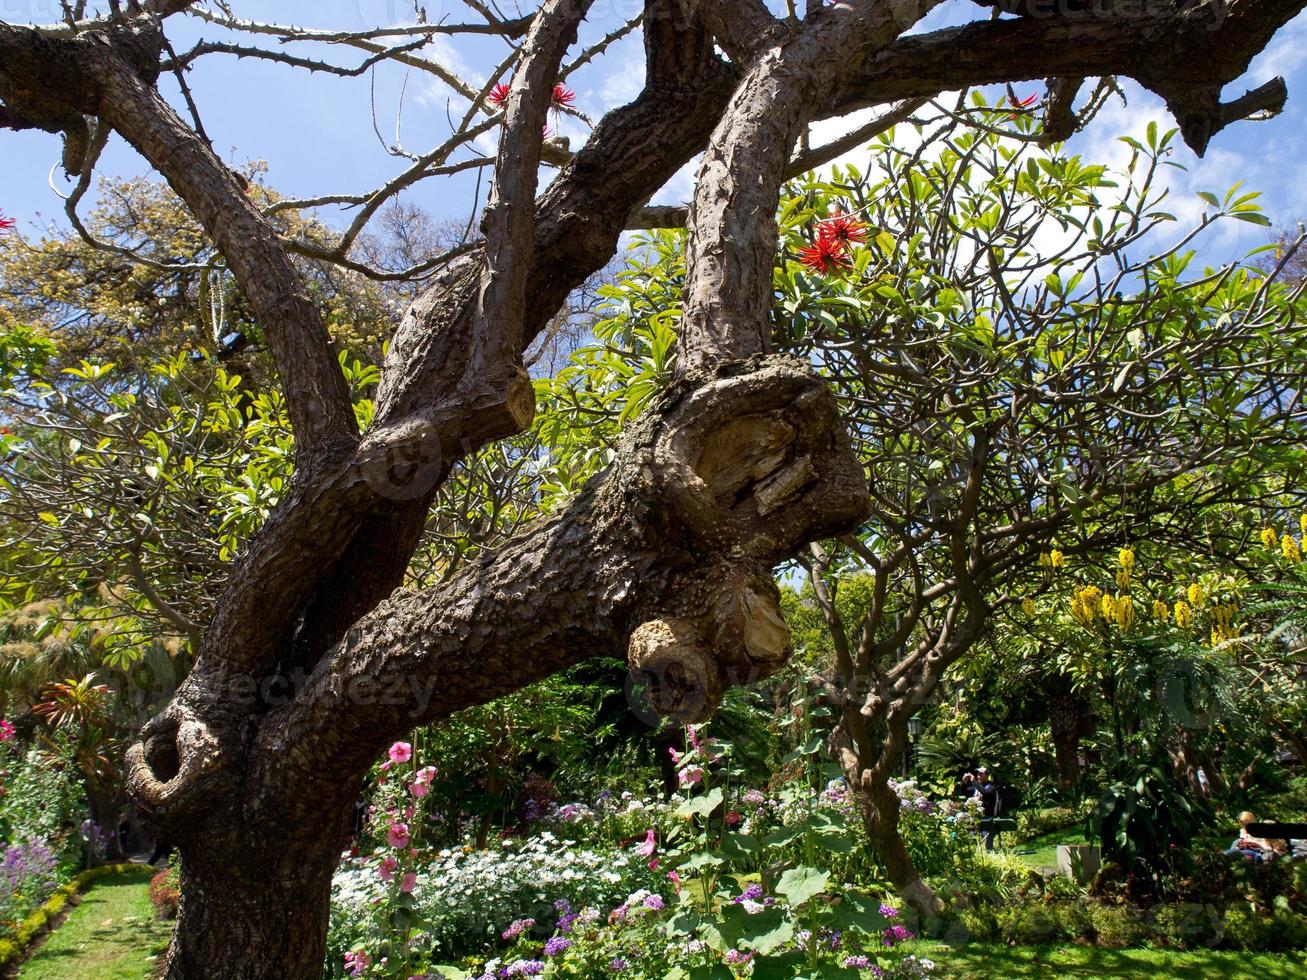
[978,767,1002,851]
[960,772,979,802]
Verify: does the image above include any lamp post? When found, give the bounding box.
[904,714,923,776]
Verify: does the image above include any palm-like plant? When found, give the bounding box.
[32,672,111,730]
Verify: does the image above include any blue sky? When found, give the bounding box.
[3,1,1306,268]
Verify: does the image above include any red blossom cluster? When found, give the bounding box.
[487,82,577,110]
[1008,92,1038,119]
[798,211,868,275]
[0,212,15,234]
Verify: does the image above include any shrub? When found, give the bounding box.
[1151,902,1223,949]
[993,900,1089,945]
[1087,903,1141,948]
[148,866,180,920]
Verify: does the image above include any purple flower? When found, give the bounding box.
[879,903,898,918]
[734,884,764,903]
[607,959,629,973]
[882,923,914,947]
[556,913,578,933]
[724,950,753,964]
[553,898,572,914]
[501,961,544,977]
[501,918,535,941]
[543,937,572,957]
[642,894,665,910]
[844,955,872,969]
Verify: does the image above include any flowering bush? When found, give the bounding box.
[148,866,181,920]
[434,889,936,979]
[0,839,60,937]
[0,743,87,861]
[329,834,661,972]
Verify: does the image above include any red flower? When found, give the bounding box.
[798,236,851,276]
[0,213,15,234]
[1008,93,1038,119]
[488,82,511,108]
[818,211,868,250]
[552,84,576,108]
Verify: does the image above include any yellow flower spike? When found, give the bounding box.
[1174,600,1193,629]
[1116,594,1135,629]
[1153,599,1169,622]
[1187,582,1204,607]
[1262,527,1280,549]
[1039,552,1051,568]
[1101,593,1117,623]
[1301,513,1307,537]
[1050,549,1065,570]
[1118,547,1135,571]
[1115,568,1131,591]
[1022,597,1036,617]
[1283,533,1302,563]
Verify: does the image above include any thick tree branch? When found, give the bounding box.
[678,0,939,374]
[825,0,1307,153]
[472,0,595,375]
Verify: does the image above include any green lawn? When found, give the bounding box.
[17,871,170,980]
[917,941,1307,979]
[1010,826,1092,870]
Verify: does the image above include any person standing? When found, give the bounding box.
[978,766,1002,851]
[960,771,979,802]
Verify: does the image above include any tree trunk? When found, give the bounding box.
[1047,691,1083,790]
[852,779,943,916]
[165,816,349,980]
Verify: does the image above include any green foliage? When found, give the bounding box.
[1090,760,1214,889]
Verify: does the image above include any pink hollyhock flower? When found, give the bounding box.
[388,741,412,764]
[0,719,14,741]
[400,872,417,893]
[725,810,741,828]
[639,828,656,857]
[344,950,371,976]
[677,767,703,787]
[404,806,415,820]
[410,782,428,798]
[387,822,410,849]
[415,765,437,785]
[378,855,398,883]
[668,747,682,765]
[668,870,681,891]
[648,858,659,870]
[686,725,701,750]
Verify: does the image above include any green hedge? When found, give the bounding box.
[0,863,153,969]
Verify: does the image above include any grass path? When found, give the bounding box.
[16,871,169,980]
[918,941,1307,979]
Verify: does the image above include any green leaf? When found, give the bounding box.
[676,785,724,820]
[775,865,829,907]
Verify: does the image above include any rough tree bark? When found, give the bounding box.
[2,0,1303,975]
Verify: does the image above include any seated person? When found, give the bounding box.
[1225,810,1273,862]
